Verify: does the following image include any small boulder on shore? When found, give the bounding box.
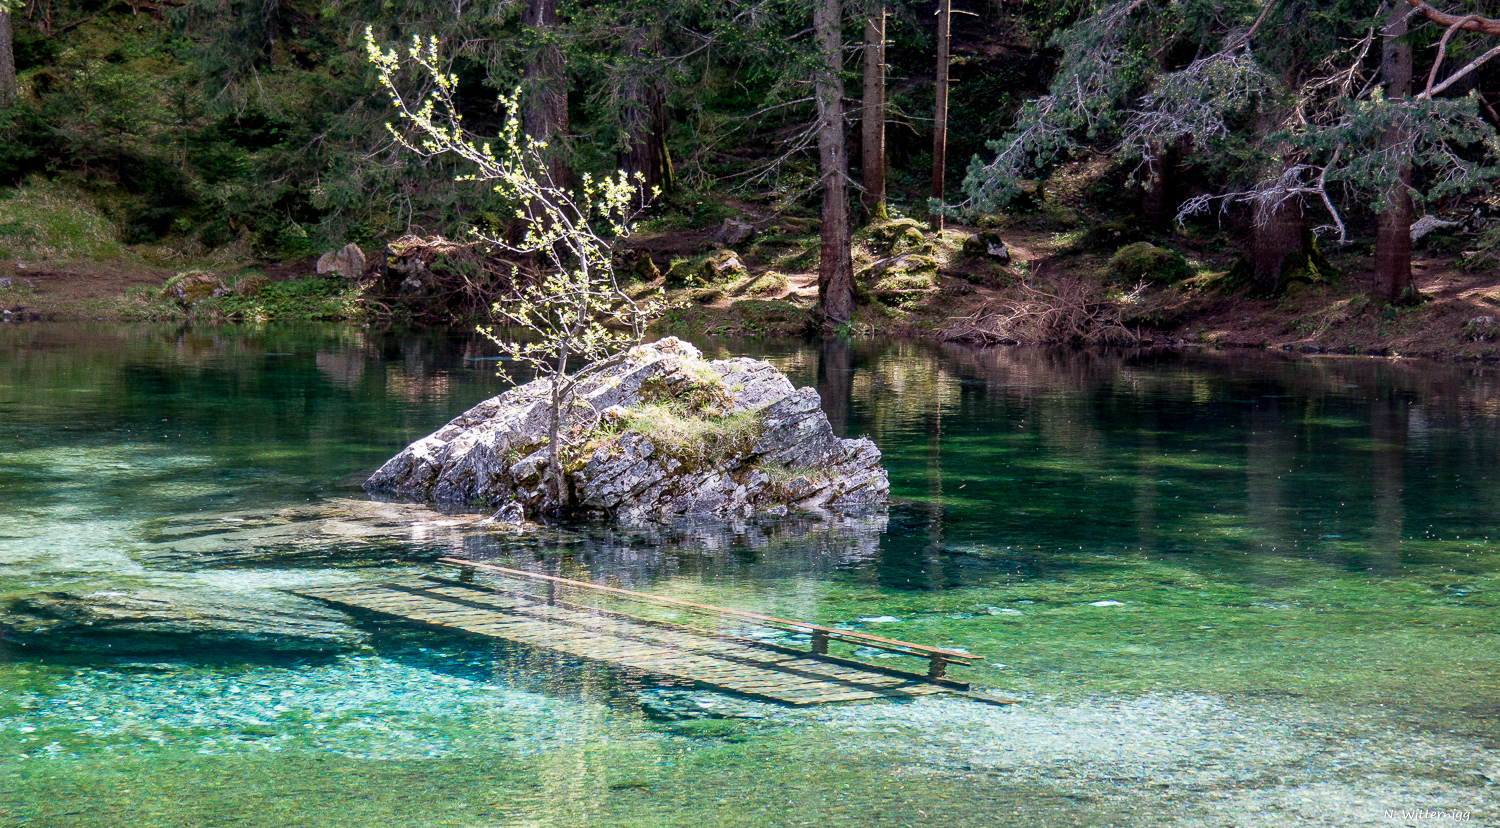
[703,249,749,283]
[364,337,889,522]
[317,243,367,280]
[163,271,229,305]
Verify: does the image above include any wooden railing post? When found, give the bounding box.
[458,566,476,583]
[811,631,830,655]
[927,656,948,679]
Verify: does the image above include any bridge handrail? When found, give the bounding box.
[434,557,979,673]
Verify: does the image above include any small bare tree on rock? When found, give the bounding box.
[368,31,664,514]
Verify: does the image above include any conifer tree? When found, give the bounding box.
[815,0,855,327]
[962,0,1500,302]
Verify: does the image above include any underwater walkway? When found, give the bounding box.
[294,560,1010,707]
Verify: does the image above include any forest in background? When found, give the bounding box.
[2,0,1500,359]
[0,0,1055,254]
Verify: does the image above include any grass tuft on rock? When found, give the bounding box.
[755,462,831,500]
[611,404,763,470]
[577,358,765,471]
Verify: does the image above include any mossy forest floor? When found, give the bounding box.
[4,179,1500,360]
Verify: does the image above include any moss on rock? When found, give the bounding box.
[702,250,749,283]
[862,218,935,257]
[163,271,229,305]
[1108,242,1192,286]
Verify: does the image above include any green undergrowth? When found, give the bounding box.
[754,463,832,500]
[655,299,813,338]
[729,270,789,297]
[214,278,366,322]
[1108,242,1193,286]
[117,274,366,322]
[0,279,37,300]
[0,179,124,260]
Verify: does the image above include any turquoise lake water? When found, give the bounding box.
[0,323,1496,827]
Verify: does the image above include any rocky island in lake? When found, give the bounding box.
[365,338,889,522]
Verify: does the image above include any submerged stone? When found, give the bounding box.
[0,588,363,653]
[365,337,889,522]
[637,689,771,721]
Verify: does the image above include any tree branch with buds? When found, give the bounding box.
[368,29,668,516]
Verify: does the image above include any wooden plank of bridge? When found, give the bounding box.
[293,580,961,706]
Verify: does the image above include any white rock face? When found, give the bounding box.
[365,338,889,521]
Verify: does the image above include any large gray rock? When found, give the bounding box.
[317,243,367,280]
[365,338,888,521]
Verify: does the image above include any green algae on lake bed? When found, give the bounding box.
[0,324,1497,826]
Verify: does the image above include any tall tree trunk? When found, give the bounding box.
[929,0,951,232]
[523,0,571,191]
[815,0,855,328]
[0,11,16,106]
[1376,4,1415,304]
[1250,195,1306,294]
[619,39,673,207]
[1250,150,1308,295]
[861,1,887,221]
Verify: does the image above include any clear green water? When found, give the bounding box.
[0,324,1496,827]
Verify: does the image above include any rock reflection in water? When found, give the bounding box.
[454,512,888,581]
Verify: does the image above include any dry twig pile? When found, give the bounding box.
[942,278,1144,345]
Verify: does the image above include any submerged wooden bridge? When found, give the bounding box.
[294,558,1012,707]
